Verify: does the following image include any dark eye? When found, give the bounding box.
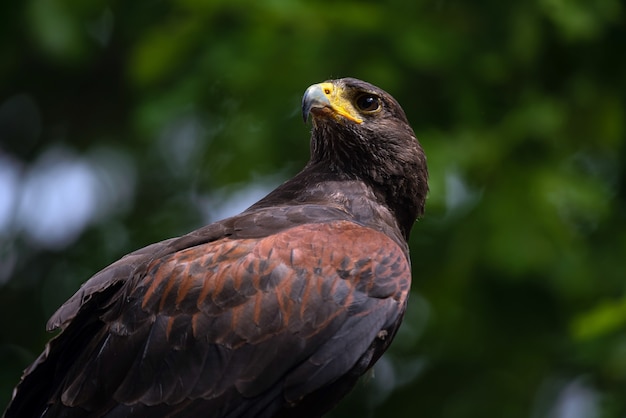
[355,94,381,112]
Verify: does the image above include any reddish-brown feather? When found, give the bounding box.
[174,263,195,306]
[141,261,172,310]
[159,265,183,311]
[78,219,412,413]
[139,220,409,339]
[4,77,427,418]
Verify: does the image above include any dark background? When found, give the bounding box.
[1,1,625,417]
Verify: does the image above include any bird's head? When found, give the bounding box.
[302,78,406,126]
[302,77,428,237]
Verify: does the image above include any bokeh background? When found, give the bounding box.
[1,0,625,417]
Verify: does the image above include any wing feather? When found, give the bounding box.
[9,214,410,417]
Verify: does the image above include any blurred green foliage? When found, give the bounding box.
[1,0,625,417]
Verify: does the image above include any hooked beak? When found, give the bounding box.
[301,82,363,124]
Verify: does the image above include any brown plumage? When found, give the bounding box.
[4,77,428,418]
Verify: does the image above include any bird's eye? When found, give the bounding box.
[355,94,381,112]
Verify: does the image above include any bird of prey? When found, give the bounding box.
[4,77,428,418]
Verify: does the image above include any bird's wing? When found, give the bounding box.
[37,220,408,417]
[46,204,361,332]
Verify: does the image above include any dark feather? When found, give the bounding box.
[4,78,428,418]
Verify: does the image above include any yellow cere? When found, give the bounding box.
[317,83,363,124]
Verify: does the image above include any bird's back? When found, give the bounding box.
[5,203,411,418]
